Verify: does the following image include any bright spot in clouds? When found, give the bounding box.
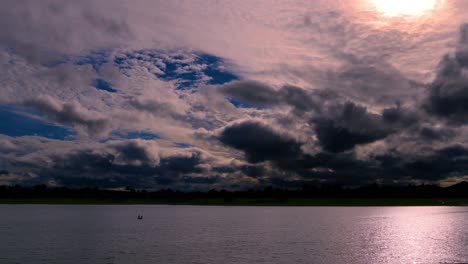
[371,0,442,17]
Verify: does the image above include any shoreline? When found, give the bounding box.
[2,198,468,206]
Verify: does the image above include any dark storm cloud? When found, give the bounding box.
[381,105,419,126]
[23,97,110,137]
[158,153,203,174]
[314,102,395,152]
[280,85,322,113]
[180,175,220,185]
[113,141,152,163]
[221,80,421,153]
[220,81,321,113]
[373,146,468,182]
[240,165,266,178]
[279,145,468,185]
[401,146,468,181]
[42,142,205,188]
[220,81,280,106]
[315,119,386,153]
[419,126,455,142]
[217,120,370,182]
[424,24,468,124]
[219,121,302,163]
[215,114,467,186]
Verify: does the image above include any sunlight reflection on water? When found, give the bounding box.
[0,205,467,264]
[369,207,466,263]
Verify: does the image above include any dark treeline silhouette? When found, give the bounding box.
[1,182,468,203]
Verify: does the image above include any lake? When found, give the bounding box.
[0,205,467,263]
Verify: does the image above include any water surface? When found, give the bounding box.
[1,205,467,264]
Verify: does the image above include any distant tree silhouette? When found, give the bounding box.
[1,182,468,202]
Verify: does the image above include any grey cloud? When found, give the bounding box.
[23,96,110,137]
[315,119,386,153]
[220,80,321,113]
[221,80,420,154]
[419,126,456,142]
[41,142,205,189]
[314,102,398,153]
[240,165,266,178]
[285,145,468,186]
[0,136,228,189]
[375,145,468,182]
[39,63,96,86]
[219,121,303,163]
[279,85,322,113]
[326,57,421,105]
[216,119,468,186]
[220,81,280,106]
[0,0,131,62]
[129,98,182,118]
[424,24,468,124]
[113,141,154,164]
[381,105,419,127]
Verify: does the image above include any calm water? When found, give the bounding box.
[0,205,467,264]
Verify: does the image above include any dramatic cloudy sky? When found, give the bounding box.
[2,0,468,190]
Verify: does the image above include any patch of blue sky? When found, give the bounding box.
[44,49,111,70]
[194,53,239,85]
[227,98,267,110]
[93,78,117,93]
[174,142,192,148]
[51,50,256,109]
[48,49,239,89]
[113,50,239,89]
[0,105,75,140]
[160,53,239,88]
[70,49,112,71]
[109,131,160,140]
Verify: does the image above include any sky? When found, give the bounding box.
[2,0,468,190]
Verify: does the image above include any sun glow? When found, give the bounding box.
[371,0,442,17]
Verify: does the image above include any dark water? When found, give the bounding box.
[1,205,467,264]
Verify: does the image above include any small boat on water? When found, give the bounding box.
[137,214,143,220]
